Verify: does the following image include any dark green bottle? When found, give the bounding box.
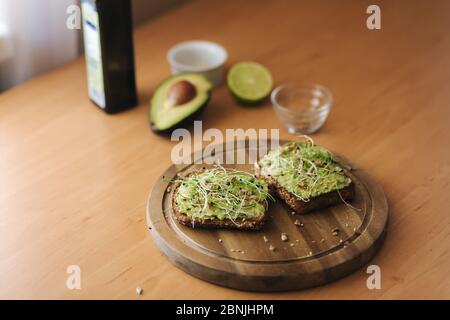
[81,0,137,114]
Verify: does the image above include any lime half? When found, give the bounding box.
[227,62,273,104]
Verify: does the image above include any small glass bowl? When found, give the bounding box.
[271,83,332,134]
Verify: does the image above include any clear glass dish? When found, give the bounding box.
[271,83,332,134]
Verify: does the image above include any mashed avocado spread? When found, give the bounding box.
[175,166,272,221]
[258,141,351,201]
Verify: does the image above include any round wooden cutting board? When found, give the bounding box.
[147,140,388,291]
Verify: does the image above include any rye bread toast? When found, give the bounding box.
[171,185,266,230]
[171,168,270,230]
[255,141,355,214]
[263,174,355,214]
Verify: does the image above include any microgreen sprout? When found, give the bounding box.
[174,164,274,223]
[258,136,352,202]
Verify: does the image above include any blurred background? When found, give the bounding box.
[0,0,186,92]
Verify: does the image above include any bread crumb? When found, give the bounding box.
[263,236,269,243]
[294,219,304,227]
[291,211,296,215]
[281,233,288,242]
[218,238,223,243]
[289,243,295,247]
[136,287,143,295]
[332,228,340,236]
[269,245,276,252]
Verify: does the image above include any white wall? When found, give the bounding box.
[0,0,80,91]
[0,0,186,92]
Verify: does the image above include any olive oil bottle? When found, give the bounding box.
[81,0,137,114]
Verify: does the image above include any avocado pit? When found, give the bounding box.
[149,73,212,133]
[167,80,197,107]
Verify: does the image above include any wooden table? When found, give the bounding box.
[0,0,449,299]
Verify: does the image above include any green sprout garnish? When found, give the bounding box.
[258,138,351,201]
[174,165,274,223]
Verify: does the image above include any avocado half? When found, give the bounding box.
[149,73,212,134]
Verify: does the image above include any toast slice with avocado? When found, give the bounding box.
[256,141,355,214]
[171,166,273,230]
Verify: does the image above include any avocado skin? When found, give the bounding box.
[149,94,211,135]
[149,73,212,135]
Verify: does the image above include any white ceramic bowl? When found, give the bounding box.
[167,40,228,87]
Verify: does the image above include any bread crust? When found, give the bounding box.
[171,184,267,230]
[255,163,355,214]
[266,176,355,214]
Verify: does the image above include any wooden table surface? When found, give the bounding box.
[0,0,449,299]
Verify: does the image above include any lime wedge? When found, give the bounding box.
[227,62,273,104]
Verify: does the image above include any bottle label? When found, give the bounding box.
[81,1,105,108]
